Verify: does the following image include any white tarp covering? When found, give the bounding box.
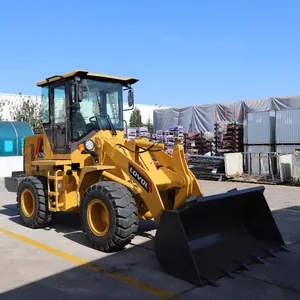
[153,95,300,132]
[120,104,170,124]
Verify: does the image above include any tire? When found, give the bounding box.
[80,181,139,252]
[16,176,52,228]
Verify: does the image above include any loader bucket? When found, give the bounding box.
[154,186,287,287]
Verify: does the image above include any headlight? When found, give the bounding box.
[85,139,94,151]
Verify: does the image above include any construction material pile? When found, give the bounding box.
[127,128,137,140]
[152,126,184,146]
[169,125,184,139]
[127,126,150,140]
[137,126,150,138]
[214,121,243,156]
[183,132,214,155]
[187,154,225,181]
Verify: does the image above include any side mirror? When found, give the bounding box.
[128,88,134,107]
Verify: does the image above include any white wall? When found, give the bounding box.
[0,157,23,177]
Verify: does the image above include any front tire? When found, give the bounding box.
[80,181,139,252]
[17,176,52,228]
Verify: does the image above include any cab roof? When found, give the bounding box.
[36,70,139,87]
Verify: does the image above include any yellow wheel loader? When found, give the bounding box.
[5,70,288,287]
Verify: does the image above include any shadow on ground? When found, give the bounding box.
[271,206,300,246]
[0,237,191,300]
[0,203,157,248]
[1,203,300,246]
[1,203,300,245]
[0,227,300,300]
[1,204,300,299]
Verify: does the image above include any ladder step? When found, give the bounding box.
[47,173,64,211]
[48,191,58,196]
[48,176,64,180]
[49,202,63,209]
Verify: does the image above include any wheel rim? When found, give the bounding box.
[87,199,110,236]
[21,188,35,218]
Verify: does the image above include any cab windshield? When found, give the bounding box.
[71,79,124,141]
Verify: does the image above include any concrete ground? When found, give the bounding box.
[0,178,300,300]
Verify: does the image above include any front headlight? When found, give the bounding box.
[85,139,94,151]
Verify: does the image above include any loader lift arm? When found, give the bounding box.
[88,137,204,223]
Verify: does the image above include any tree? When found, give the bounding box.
[129,107,143,127]
[145,116,154,135]
[9,95,43,134]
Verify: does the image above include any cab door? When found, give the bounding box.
[51,83,68,154]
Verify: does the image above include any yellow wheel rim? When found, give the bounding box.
[21,188,35,218]
[87,199,110,236]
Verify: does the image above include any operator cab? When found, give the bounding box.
[37,70,138,154]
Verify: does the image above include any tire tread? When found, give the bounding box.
[17,176,52,228]
[81,181,139,252]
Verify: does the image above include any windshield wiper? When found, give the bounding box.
[96,93,117,136]
[105,114,117,136]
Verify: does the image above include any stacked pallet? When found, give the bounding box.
[187,155,225,181]
[153,126,185,147]
[127,128,137,140]
[214,121,243,156]
[183,132,213,155]
[127,126,150,140]
[136,126,150,138]
[169,125,184,139]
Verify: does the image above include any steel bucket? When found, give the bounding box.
[154,186,287,286]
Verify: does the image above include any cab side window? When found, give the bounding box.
[41,87,50,123]
[53,84,66,123]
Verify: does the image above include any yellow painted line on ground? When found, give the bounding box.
[0,227,185,300]
[271,207,300,213]
[271,207,283,211]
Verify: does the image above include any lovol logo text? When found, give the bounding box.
[129,163,150,192]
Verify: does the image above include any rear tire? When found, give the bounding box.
[17,176,52,228]
[80,181,139,252]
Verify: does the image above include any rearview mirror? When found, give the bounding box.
[128,88,134,107]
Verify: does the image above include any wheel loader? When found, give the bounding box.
[5,70,288,287]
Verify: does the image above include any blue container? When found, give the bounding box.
[0,121,33,156]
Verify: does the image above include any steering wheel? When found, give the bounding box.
[89,116,97,123]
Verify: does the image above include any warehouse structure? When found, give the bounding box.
[153,95,300,132]
[152,95,300,183]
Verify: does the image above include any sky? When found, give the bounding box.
[0,0,299,107]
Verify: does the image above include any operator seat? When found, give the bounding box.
[71,104,86,140]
